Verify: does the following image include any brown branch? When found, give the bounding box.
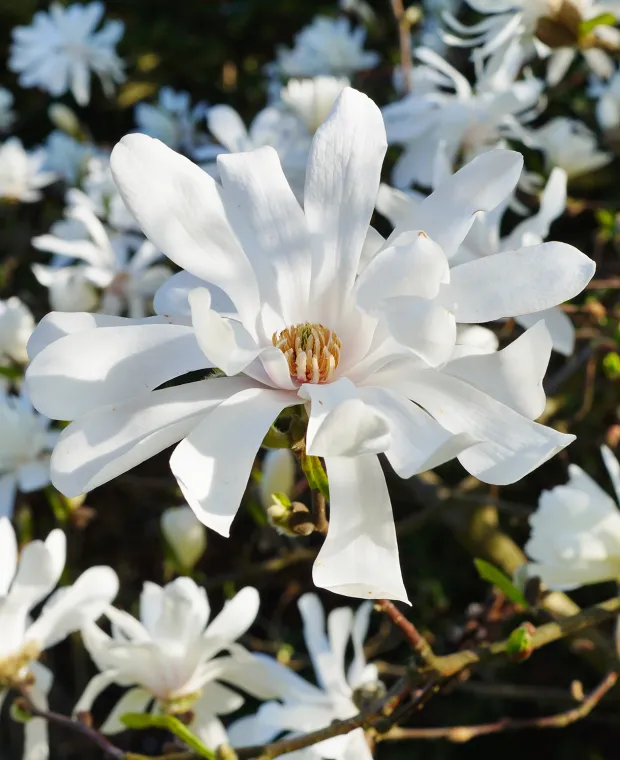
[390,0,413,91]
[376,600,439,670]
[381,671,618,743]
[311,490,328,535]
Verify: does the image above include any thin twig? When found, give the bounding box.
[390,0,413,91]
[381,671,618,743]
[311,490,328,535]
[376,600,439,669]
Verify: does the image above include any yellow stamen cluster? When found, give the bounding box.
[273,322,341,384]
[0,641,40,689]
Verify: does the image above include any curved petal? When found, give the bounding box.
[50,378,256,497]
[0,518,17,595]
[347,602,373,688]
[314,455,408,602]
[515,307,575,357]
[442,243,595,323]
[601,445,620,506]
[74,670,123,716]
[298,594,349,695]
[154,271,234,317]
[170,387,296,536]
[205,587,260,644]
[380,297,456,367]
[305,87,387,324]
[110,134,259,322]
[207,104,250,152]
[100,688,153,734]
[27,322,209,421]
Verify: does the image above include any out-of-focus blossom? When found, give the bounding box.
[0,518,118,760]
[135,87,212,157]
[229,593,379,760]
[339,0,376,25]
[0,297,35,366]
[32,198,171,317]
[525,446,620,590]
[0,138,56,203]
[0,389,57,517]
[280,76,350,133]
[9,2,125,106]
[0,88,15,132]
[525,117,613,178]
[44,131,95,184]
[77,581,282,747]
[81,155,141,232]
[376,167,576,355]
[268,15,379,79]
[26,90,594,601]
[443,0,620,87]
[382,47,543,187]
[161,505,207,572]
[590,67,620,129]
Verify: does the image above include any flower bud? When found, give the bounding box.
[48,103,81,137]
[161,506,206,572]
[267,496,314,537]
[259,448,296,510]
[352,679,387,710]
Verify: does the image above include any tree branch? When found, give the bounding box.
[390,0,413,91]
[376,600,439,670]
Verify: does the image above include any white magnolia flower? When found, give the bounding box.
[382,47,543,188]
[525,117,613,178]
[9,1,125,106]
[525,446,620,590]
[135,87,210,157]
[76,580,283,748]
[26,89,594,602]
[161,505,207,572]
[280,76,350,133]
[0,138,56,203]
[268,15,379,79]
[44,130,96,184]
[32,198,171,317]
[81,154,142,233]
[0,297,35,366]
[590,66,620,129]
[0,518,118,760]
[443,0,620,87]
[0,389,57,518]
[0,88,15,132]
[376,167,576,355]
[260,449,296,510]
[229,593,378,760]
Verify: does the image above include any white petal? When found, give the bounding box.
[154,271,234,317]
[442,243,595,323]
[17,461,51,493]
[305,87,387,324]
[205,586,259,643]
[0,473,17,519]
[51,378,255,497]
[7,538,62,612]
[27,322,209,420]
[99,688,153,734]
[443,321,551,419]
[0,517,17,595]
[74,670,122,716]
[391,150,523,258]
[170,387,296,536]
[23,694,49,760]
[207,104,250,152]
[297,593,349,695]
[217,146,311,326]
[110,134,259,321]
[347,602,373,688]
[601,445,620,506]
[314,455,408,602]
[380,297,456,366]
[515,307,575,357]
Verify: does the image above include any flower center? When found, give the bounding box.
[272,322,341,384]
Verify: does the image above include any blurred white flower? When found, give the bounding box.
[161,505,207,572]
[0,138,56,203]
[9,1,125,106]
[268,15,379,79]
[376,167,576,355]
[0,389,58,517]
[526,117,613,178]
[280,76,350,133]
[44,131,95,184]
[259,449,296,510]
[0,297,35,366]
[0,518,118,760]
[0,88,15,132]
[382,47,543,188]
[81,154,141,232]
[591,66,620,129]
[229,593,379,760]
[32,198,171,317]
[525,446,620,590]
[26,90,593,602]
[76,581,283,746]
[135,87,211,157]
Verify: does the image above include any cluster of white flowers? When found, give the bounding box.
[0,0,619,757]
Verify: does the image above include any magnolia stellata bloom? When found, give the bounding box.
[9,2,125,106]
[0,297,35,366]
[443,0,620,87]
[280,76,350,133]
[0,518,118,760]
[26,89,594,602]
[267,15,379,79]
[0,88,15,132]
[525,117,613,179]
[525,446,620,590]
[161,505,207,572]
[32,198,171,317]
[0,138,56,203]
[382,47,543,188]
[76,581,284,747]
[229,594,379,759]
[376,167,576,355]
[44,130,96,184]
[0,389,57,518]
[135,87,211,157]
